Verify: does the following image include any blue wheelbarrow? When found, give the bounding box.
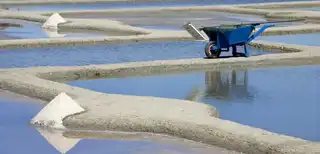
[183,20,300,58]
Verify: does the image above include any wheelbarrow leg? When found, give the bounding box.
[244,44,250,57]
[232,45,237,57]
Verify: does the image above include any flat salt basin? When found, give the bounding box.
[0,41,279,68]
[61,10,267,29]
[273,7,320,11]
[0,90,239,154]
[68,65,320,141]
[61,11,305,30]
[139,21,303,31]
[3,0,311,12]
[298,7,320,11]
[256,32,320,46]
[0,19,123,40]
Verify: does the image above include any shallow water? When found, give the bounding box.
[68,65,320,141]
[0,19,112,40]
[0,90,238,154]
[0,41,277,68]
[5,0,311,12]
[257,32,320,46]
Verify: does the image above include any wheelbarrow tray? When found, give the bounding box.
[183,19,302,58]
[200,25,255,49]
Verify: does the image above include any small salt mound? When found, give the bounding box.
[42,13,68,30]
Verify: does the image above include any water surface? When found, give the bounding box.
[0,90,237,154]
[0,41,277,68]
[0,19,112,40]
[257,32,320,46]
[68,65,320,141]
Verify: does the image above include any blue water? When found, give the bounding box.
[0,93,228,154]
[0,20,105,39]
[257,32,320,46]
[0,41,275,68]
[6,0,311,12]
[68,65,320,141]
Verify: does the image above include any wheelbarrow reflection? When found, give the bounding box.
[185,69,255,102]
[42,28,67,38]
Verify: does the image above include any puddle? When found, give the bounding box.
[0,41,279,68]
[0,90,239,154]
[67,65,320,141]
[257,32,320,46]
[3,0,311,12]
[62,10,267,29]
[0,19,123,40]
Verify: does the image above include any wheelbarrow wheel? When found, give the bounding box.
[205,41,220,59]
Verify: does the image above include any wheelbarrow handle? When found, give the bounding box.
[229,19,305,27]
[198,19,305,29]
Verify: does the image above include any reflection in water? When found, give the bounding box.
[204,70,254,101]
[42,28,66,38]
[185,69,255,102]
[0,19,108,40]
[35,127,80,154]
[184,86,202,101]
